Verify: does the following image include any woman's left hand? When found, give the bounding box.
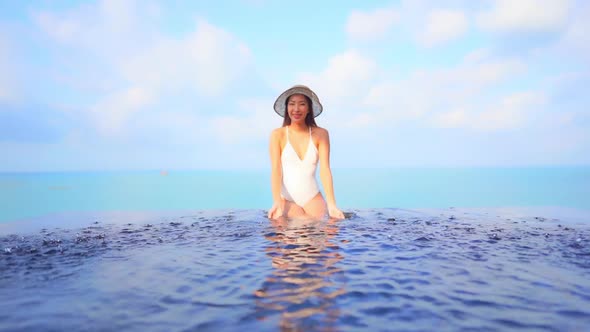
[328,205,345,219]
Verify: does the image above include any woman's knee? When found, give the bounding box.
[284,201,306,218]
[304,197,327,219]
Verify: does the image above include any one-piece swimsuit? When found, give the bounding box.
[281,126,319,206]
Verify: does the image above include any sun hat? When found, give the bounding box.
[273,85,323,118]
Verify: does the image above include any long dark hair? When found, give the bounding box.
[282,94,318,127]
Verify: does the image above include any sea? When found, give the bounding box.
[1,167,589,331]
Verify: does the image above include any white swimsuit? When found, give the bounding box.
[281,126,320,207]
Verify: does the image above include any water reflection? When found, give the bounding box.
[255,217,345,330]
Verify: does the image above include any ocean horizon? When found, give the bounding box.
[1,166,589,225]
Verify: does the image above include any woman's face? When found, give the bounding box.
[287,94,309,123]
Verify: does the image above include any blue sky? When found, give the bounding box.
[0,0,589,171]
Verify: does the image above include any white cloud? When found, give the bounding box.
[186,20,252,96]
[433,107,469,128]
[559,3,590,55]
[121,19,252,97]
[562,20,590,54]
[210,98,276,144]
[89,86,154,135]
[130,110,208,147]
[465,59,526,87]
[432,91,546,131]
[297,50,377,108]
[34,11,81,44]
[478,91,545,130]
[0,30,25,104]
[295,45,532,133]
[34,1,252,137]
[0,34,14,102]
[346,7,399,42]
[363,55,527,126]
[418,9,468,47]
[34,0,159,57]
[364,80,435,122]
[477,0,572,33]
[463,48,490,64]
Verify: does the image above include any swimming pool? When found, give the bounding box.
[1,207,588,331]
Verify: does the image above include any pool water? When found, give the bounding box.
[1,208,589,331]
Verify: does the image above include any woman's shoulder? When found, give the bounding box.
[270,127,285,140]
[271,126,286,134]
[312,126,329,137]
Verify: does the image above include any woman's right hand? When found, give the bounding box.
[268,200,285,219]
[328,204,345,219]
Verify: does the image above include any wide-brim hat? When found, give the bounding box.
[273,85,323,118]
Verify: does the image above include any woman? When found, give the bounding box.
[268,85,345,220]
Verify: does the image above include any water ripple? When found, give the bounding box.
[1,208,589,331]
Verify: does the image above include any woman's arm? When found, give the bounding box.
[268,128,284,218]
[318,128,344,219]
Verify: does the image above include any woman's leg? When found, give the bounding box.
[303,193,327,220]
[284,199,307,218]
